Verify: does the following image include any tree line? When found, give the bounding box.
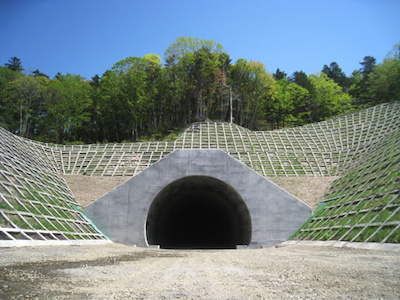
[1,37,399,144]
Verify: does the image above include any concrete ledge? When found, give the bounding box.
[0,239,112,248]
[147,245,160,249]
[280,240,400,252]
[236,245,248,249]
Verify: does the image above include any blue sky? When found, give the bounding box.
[1,0,399,80]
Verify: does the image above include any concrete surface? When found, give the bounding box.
[85,150,312,248]
[281,240,400,252]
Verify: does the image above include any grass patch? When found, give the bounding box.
[367,225,396,243]
[386,227,400,243]
[354,226,378,242]
[0,200,11,210]
[8,214,28,229]
[37,217,56,230]
[331,227,350,240]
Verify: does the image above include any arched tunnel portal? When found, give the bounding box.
[146,176,252,249]
[85,150,312,248]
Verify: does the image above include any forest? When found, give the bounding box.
[1,37,399,144]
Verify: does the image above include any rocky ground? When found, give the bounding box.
[0,243,399,299]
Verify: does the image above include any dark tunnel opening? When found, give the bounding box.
[146,176,252,249]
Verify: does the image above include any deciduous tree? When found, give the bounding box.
[365,43,400,104]
[230,59,276,129]
[1,75,48,137]
[43,74,92,143]
[308,73,352,121]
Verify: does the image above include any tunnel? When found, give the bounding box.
[146,176,252,249]
[86,150,312,247]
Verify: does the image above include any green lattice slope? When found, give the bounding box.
[293,128,399,243]
[0,127,107,243]
[51,101,400,178]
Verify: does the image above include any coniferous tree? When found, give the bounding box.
[32,69,49,78]
[273,68,287,80]
[5,57,24,72]
[359,56,376,78]
[321,62,349,90]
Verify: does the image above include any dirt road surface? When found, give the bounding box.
[0,243,399,299]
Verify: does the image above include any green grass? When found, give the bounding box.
[386,227,400,243]
[8,214,28,229]
[0,200,11,210]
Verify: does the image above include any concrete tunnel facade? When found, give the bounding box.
[85,150,312,248]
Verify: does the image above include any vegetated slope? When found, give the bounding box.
[293,127,399,243]
[0,127,107,243]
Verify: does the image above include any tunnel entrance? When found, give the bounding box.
[146,176,252,249]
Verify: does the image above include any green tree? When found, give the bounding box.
[290,71,314,93]
[267,78,290,128]
[230,59,276,129]
[273,68,287,80]
[0,66,23,89]
[0,67,24,129]
[365,43,400,104]
[1,75,48,136]
[165,36,224,66]
[190,47,225,121]
[270,79,311,128]
[286,82,311,124]
[42,74,92,143]
[32,69,49,78]
[359,56,376,78]
[4,57,24,72]
[164,37,228,123]
[74,74,103,143]
[308,73,352,121]
[289,71,314,121]
[99,55,164,141]
[321,62,349,90]
[142,54,164,130]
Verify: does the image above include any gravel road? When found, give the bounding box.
[0,243,399,299]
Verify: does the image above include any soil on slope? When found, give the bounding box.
[62,175,130,207]
[63,174,338,210]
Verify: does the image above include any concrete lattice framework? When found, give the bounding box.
[0,127,107,246]
[0,101,399,245]
[48,101,399,178]
[294,127,399,243]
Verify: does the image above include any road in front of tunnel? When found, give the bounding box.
[0,243,399,299]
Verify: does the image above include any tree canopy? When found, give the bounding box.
[1,37,398,143]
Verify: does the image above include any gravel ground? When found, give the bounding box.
[0,243,399,299]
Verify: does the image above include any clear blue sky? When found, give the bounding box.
[1,0,399,80]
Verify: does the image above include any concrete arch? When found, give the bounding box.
[85,150,312,248]
[146,176,252,248]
